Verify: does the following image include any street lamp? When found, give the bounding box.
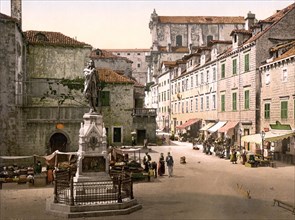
[260,130,265,155]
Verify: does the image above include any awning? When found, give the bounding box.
[241,131,295,144]
[200,122,215,131]
[208,121,227,133]
[218,121,239,133]
[176,118,200,130]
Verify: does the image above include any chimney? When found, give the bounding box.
[11,0,22,28]
[245,11,255,30]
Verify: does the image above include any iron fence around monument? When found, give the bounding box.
[54,171,134,205]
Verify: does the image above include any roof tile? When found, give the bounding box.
[97,68,134,84]
[24,30,91,47]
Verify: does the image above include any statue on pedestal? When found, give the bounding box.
[83,59,99,113]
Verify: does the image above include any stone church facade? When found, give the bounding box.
[148,9,245,80]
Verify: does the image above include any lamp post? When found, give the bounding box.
[260,130,265,155]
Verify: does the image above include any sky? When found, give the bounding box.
[0,0,294,49]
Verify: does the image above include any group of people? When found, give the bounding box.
[143,152,174,178]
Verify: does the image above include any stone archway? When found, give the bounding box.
[49,132,68,153]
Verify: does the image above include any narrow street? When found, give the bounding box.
[1,141,294,220]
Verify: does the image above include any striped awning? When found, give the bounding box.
[208,121,227,133]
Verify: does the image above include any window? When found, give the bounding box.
[282,68,288,82]
[191,76,193,88]
[195,96,198,112]
[232,92,237,111]
[196,74,199,86]
[206,70,209,83]
[212,94,216,109]
[200,97,204,111]
[186,78,189,90]
[232,59,237,75]
[244,90,250,109]
[182,101,184,113]
[127,53,130,55]
[265,71,270,85]
[207,35,213,46]
[234,34,237,43]
[137,63,141,68]
[213,68,216,81]
[221,94,225,112]
[186,100,188,113]
[281,101,288,119]
[244,54,249,72]
[206,96,209,110]
[201,72,204,84]
[190,99,193,112]
[137,53,141,55]
[176,35,182,46]
[221,63,225,78]
[264,103,270,119]
[101,91,110,106]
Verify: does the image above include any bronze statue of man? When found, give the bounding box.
[83,59,99,113]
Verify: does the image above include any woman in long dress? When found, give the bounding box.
[158,153,165,176]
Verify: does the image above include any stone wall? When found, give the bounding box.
[27,45,91,79]
[94,58,132,77]
[0,18,26,155]
[101,83,134,145]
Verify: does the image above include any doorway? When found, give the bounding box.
[137,129,146,145]
[113,127,122,143]
[49,133,67,153]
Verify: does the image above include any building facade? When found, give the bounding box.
[0,12,26,155]
[105,49,150,85]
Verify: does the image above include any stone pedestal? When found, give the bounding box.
[74,113,109,182]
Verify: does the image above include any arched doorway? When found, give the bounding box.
[49,133,67,153]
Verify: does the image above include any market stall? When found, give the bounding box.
[110,147,144,180]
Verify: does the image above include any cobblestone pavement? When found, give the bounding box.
[1,141,294,220]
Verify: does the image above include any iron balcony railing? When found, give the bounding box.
[132,108,157,117]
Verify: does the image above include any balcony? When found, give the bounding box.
[132,108,157,117]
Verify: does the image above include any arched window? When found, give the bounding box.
[176,35,182,46]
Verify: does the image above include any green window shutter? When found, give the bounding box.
[264,103,270,119]
[244,54,249,72]
[221,94,225,112]
[232,92,237,111]
[232,59,237,75]
[221,63,225,78]
[101,91,110,106]
[281,101,288,119]
[244,90,250,109]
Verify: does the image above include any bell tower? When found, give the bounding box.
[11,0,22,28]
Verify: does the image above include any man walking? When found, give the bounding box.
[166,152,174,177]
